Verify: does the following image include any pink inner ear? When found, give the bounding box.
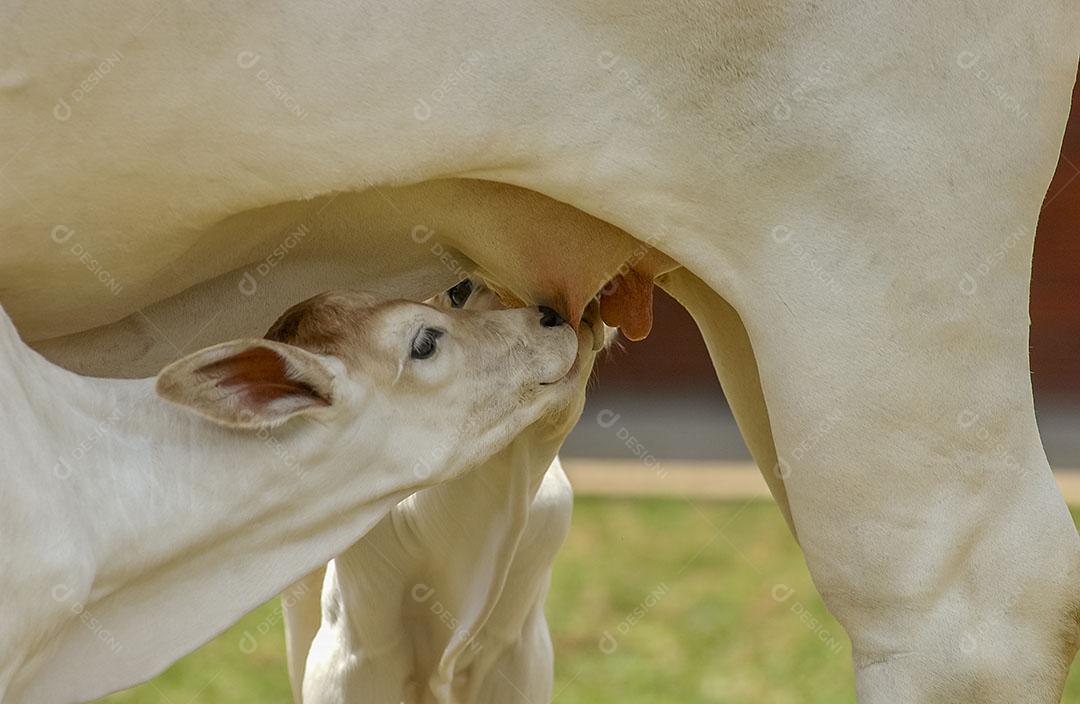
[197,347,330,408]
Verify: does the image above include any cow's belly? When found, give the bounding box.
[0,0,775,350]
[23,179,643,377]
[11,188,443,341]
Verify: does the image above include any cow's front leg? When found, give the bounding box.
[684,213,1080,701]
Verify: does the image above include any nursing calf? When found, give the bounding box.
[284,280,605,704]
[0,292,579,703]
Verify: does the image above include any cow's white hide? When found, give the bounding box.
[1,1,1078,700]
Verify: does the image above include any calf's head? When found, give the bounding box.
[434,277,611,440]
[155,290,580,474]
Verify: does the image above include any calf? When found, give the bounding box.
[284,281,606,704]
[0,291,579,704]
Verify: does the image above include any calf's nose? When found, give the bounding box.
[538,305,567,327]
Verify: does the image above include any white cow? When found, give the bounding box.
[0,291,581,703]
[285,281,603,704]
[2,2,1077,700]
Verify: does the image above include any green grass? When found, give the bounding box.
[98,499,1080,704]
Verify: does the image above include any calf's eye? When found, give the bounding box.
[447,279,473,308]
[411,327,444,360]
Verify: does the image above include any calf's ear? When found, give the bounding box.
[156,339,336,428]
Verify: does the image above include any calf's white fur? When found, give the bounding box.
[284,282,602,704]
[0,292,579,704]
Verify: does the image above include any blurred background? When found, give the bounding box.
[99,74,1080,703]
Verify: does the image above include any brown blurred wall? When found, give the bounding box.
[596,67,1080,400]
[1031,71,1080,398]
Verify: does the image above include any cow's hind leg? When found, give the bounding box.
[689,214,1080,701]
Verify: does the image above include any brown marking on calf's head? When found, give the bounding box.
[158,290,405,428]
[265,290,382,365]
[159,285,581,433]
